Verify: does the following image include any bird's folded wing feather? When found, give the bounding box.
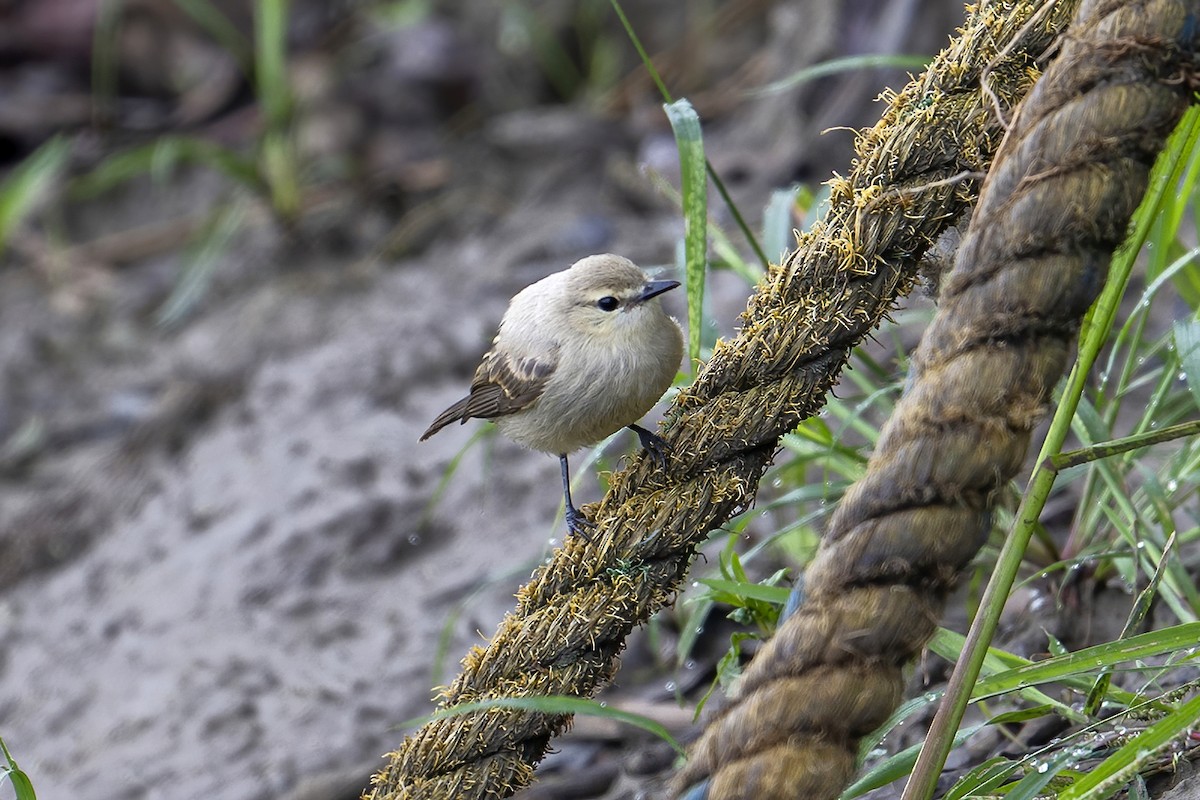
[420,346,557,440]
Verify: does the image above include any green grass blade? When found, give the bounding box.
[697,578,792,606]
[170,0,253,74]
[0,137,70,254]
[1001,747,1084,800]
[929,628,1085,722]
[841,723,986,799]
[1057,690,1200,800]
[763,186,800,265]
[0,737,36,800]
[254,0,290,129]
[156,200,247,327]
[942,757,1018,800]
[609,0,670,101]
[70,137,261,199]
[255,0,300,218]
[402,695,687,757]
[1052,418,1200,471]
[969,622,1200,701]
[664,98,708,368]
[749,54,933,97]
[1176,318,1200,411]
[91,0,122,124]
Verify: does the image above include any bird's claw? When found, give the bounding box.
[629,424,670,469]
[565,504,597,539]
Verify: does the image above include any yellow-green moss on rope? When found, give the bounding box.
[365,3,1081,798]
[671,2,1199,798]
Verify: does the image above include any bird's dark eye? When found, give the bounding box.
[596,296,620,312]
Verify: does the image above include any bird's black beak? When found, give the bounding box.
[635,279,681,304]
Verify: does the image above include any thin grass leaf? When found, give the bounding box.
[693,630,756,719]
[170,0,253,74]
[841,723,986,800]
[1001,746,1086,800]
[857,692,945,764]
[988,704,1057,725]
[401,695,687,757]
[762,185,800,265]
[930,628,1084,722]
[647,168,760,294]
[749,53,933,97]
[1052,419,1200,471]
[1057,689,1200,800]
[663,98,708,367]
[370,0,433,27]
[676,596,715,667]
[609,0,669,99]
[943,757,1019,800]
[255,0,290,129]
[431,557,536,686]
[1086,530,1179,716]
[697,578,792,607]
[502,3,585,100]
[156,200,247,327]
[971,622,1200,702]
[1176,319,1200,411]
[1147,118,1200,309]
[91,0,122,124]
[70,137,260,199]
[255,0,300,218]
[0,137,70,254]
[420,426,493,529]
[0,737,35,800]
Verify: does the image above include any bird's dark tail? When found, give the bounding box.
[419,397,471,441]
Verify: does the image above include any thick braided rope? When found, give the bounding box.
[365,3,1079,798]
[670,1,1199,798]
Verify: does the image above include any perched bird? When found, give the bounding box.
[421,254,684,536]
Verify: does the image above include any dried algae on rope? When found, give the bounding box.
[366,2,1082,798]
[671,1,1200,798]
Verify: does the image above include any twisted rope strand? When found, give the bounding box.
[367,3,1081,797]
[670,1,1199,798]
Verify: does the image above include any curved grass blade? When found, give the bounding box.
[1002,746,1086,800]
[156,200,248,327]
[1175,319,1200,411]
[841,723,986,799]
[1057,689,1200,800]
[0,137,70,255]
[749,54,933,97]
[402,695,687,757]
[170,0,253,74]
[70,137,260,200]
[0,737,36,800]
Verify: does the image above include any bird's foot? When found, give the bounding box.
[629,424,670,469]
[565,504,597,539]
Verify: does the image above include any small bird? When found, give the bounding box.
[421,254,684,536]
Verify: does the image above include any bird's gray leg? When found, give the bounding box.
[559,454,595,537]
[628,424,669,469]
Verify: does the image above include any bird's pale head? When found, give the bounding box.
[559,254,680,339]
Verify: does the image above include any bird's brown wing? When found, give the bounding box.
[420,347,557,440]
